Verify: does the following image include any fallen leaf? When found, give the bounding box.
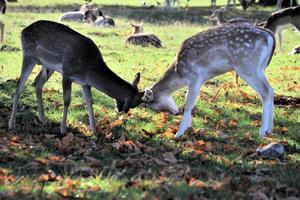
[111,119,123,127]
[228,119,237,127]
[38,174,49,182]
[162,128,175,139]
[162,152,177,164]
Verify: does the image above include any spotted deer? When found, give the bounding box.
[263,6,300,50]
[9,20,144,134]
[142,22,275,138]
[0,0,7,43]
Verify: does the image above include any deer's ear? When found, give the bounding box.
[142,89,154,102]
[132,72,141,87]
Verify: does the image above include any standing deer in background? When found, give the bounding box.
[142,22,275,138]
[211,0,251,10]
[0,0,7,43]
[9,20,144,134]
[277,0,299,9]
[209,7,249,26]
[209,7,249,85]
[264,6,300,50]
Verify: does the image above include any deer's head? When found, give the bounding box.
[141,88,179,114]
[115,72,145,113]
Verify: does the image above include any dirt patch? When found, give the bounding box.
[274,95,300,107]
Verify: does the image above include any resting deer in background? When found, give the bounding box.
[142,22,275,138]
[263,6,300,50]
[0,0,7,43]
[60,2,93,22]
[9,20,144,134]
[126,23,162,48]
[83,9,115,27]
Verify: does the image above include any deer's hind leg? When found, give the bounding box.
[9,57,37,130]
[34,67,54,124]
[236,42,274,137]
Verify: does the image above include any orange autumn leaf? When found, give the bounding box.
[159,112,168,124]
[111,119,123,127]
[189,177,206,187]
[163,128,174,138]
[279,127,288,133]
[35,157,48,164]
[10,136,20,143]
[38,174,49,182]
[253,120,261,127]
[48,156,63,162]
[239,90,251,99]
[228,119,237,127]
[197,140,205,146]
[291,66,300,71]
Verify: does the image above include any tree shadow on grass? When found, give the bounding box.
[0,79,299,199]
[8,4,273,25]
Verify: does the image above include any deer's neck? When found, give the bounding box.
[152,63,187,96]
[85,65,137,101]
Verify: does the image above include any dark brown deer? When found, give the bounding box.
[9,20,144,134]
[142,22,275,138]
[263,6,300,50]
[0,0,7,43]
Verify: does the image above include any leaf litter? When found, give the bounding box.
[0,101,299,199]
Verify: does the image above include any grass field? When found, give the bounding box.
[0,0,299,199]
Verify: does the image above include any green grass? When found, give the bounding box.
[0,0,299,199]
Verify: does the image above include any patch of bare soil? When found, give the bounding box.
[274,95,300,107]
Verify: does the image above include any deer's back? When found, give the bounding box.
[175,23,274,75]
[21,20,105,74]
[266,6,300,28]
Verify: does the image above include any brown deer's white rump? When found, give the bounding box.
[142,23,275,138]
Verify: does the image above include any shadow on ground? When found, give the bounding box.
[0,78,299,199]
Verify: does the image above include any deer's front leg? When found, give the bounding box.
[60,77,72,135]
[82,85,96,133]
[9,57,36,130]
[175,80,204,138]
[0,21,4,43]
